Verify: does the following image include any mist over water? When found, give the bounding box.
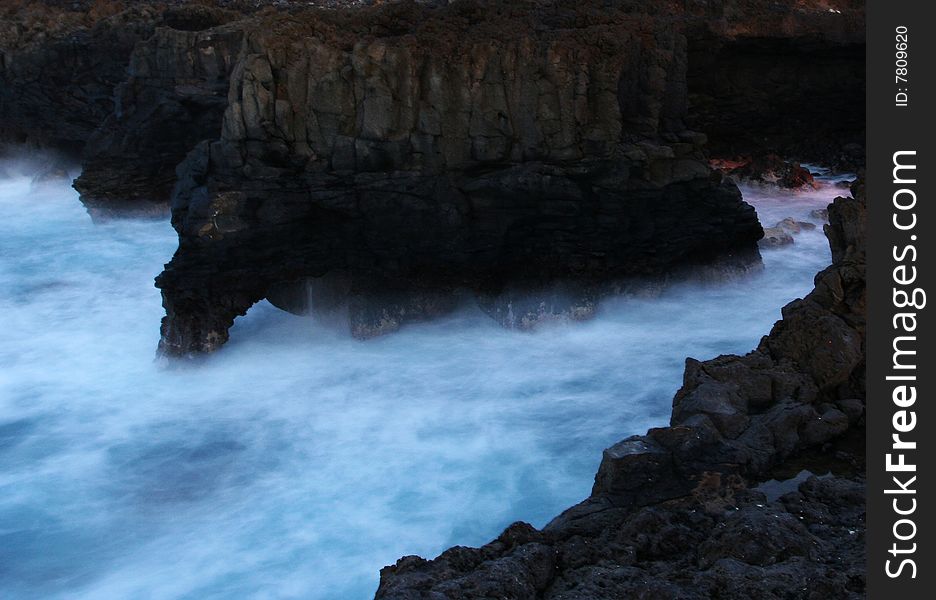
[0,162,851,599]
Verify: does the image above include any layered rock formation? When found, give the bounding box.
[0,1,866,596]
[1,1,865,355]
[376,181,866,599]
[73,7,246,219]
[0,2,253,218]
[0,1,160,153]
[155,2,767,355]
[1,0,867,206]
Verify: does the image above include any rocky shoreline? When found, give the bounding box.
[376,181,866,599]
[153,1,772,356]
[0,1,865,597]
[2,0,864,356]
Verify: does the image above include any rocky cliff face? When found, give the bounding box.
[0,1,866,596]
[0,2,160,153]
[376,182,866,599]
[74,9,246,219]
[686,3,865,168]
[155,2,767,355]
[0,2,253,216]
[1,0,867,204]
[689,39,864,163]
[0,2,865,356]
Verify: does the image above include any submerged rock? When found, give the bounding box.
[758,217,818,249]
[759,226,795,249]
[775,217,817,234]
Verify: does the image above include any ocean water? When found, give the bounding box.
[0,163,852,599]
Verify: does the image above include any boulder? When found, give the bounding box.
[759,227,795,249]
[376,187,866,599]
[714,154,817,189]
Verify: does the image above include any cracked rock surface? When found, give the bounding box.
[376,184,866,599]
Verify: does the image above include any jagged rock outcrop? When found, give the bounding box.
[0,2,252,217]
[2,0,867,214]
[74,10,246,219]
[713,155,817,189]
[155,2,767,355]
[375,181,866,600]
[0,1,161,153]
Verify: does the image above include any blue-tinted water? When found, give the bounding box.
[0,161,850,599]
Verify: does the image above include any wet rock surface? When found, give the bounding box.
[376,182,866,599]
[154,1,776,355]
[1,1,865,355]
[759,217,818,249]
[74,8,247,219]
[760,227,795,249]
[713,155,817,189]
[1,4,866,595]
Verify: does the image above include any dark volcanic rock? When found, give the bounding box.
[760,227,795,249]
[73,8,246,219]
[2,0,866,215]
[375,184,866,598]
[685,1,865,168]
[759,217,818,249]
[0,2,248,217]
[0,2,161,153]
[154,3,770,355]
[713,155,817,189]
[738,156,816,188]
[146,0,863,355]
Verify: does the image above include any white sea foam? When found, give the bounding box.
[0,164,851,599]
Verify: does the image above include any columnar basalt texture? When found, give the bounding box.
[376,183,867,600]
[0,1,867,595]
[1,1,867,207]
[74,13,247,219]
[155,2,769,355]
